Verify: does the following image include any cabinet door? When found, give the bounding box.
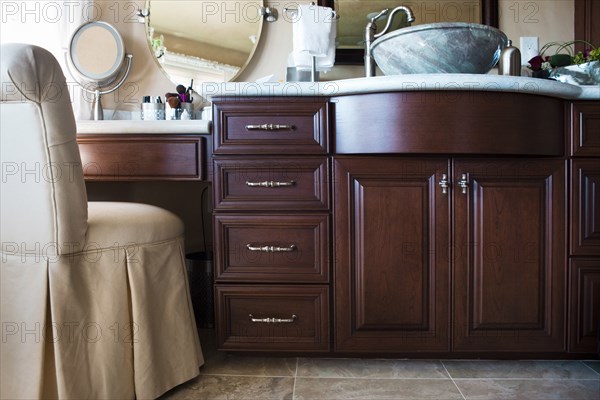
[569,258,600,353]
[334,157,450,352]
[571,159,600,256]
[453,159,566,352]
[570,102,600,157]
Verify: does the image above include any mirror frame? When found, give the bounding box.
[144,0,264,85]
[319,0,499,64]
[68,21,126,84]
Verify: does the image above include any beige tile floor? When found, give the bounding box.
[159,330,600,400]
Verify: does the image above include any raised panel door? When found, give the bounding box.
[453,159,566,352]
[334,157,451,352]
[570,102,600,157]
[571,159,600,256]
[569,258,600,353]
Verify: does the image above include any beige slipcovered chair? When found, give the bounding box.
[0,43,203,399]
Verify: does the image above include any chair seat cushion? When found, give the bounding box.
[86,202,184,250]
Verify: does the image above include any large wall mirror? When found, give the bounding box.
[319,0,498,64]
[145,0,264,87]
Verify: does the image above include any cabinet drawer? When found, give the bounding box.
[215,285,330,352]
[214,214,329,283]
[213,157,329,210]
[77,135,205,180]
[212,98,329,154]
[571,102,600,157]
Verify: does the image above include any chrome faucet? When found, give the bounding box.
[365,6,416,77]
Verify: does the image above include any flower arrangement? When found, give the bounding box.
[528,40,599,78]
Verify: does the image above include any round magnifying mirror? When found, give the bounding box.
[68,21,125,86]
[145,0,264,86]
[66,20,132,120]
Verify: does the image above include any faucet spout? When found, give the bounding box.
[364,9,388,78]
[364,5,415,77]
[375,6,415,40]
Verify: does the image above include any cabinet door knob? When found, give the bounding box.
[246,244,296,252]
[458,173,469,194]
[245,124,294,131]
[248,314,297,324]
[245,180,295,188]
[439,173,449,194]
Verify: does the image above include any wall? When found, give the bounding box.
[100,0,575,113]
[499,0,574,55]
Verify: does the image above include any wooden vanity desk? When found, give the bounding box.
[209,87,600,359]
[76,124,212,264]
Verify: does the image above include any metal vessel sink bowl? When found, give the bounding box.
[371,22,508,75]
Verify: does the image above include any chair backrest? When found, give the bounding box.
[1,43,88,257]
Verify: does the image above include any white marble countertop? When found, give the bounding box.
[200,75,600,100]
[76,119,211,135]
[74,76,597,135]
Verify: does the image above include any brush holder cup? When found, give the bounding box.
[166,102,194,120]
[140,102,165,120]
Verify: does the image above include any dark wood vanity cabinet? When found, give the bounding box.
[332,92,568,355]
[568,102,600,354]
[212,97,331,352]
[334,157,566,354]
[211,94,598,358]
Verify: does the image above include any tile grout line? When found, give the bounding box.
[280,376,485,381]
[579,360,600,377]
[292,357,299,400]
[450,377,600,381]
[199,373,294,378]
[441,360,467,400]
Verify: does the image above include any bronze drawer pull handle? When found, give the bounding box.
[245,180,295,188]
[245,124,294,131]
[246,244,296,253]
[248,314,297,324]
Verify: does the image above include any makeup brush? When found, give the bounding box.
[176,84,187,103]
[186,79,194,102]
[167,95,180,109]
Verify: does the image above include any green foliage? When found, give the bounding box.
[539,40,597,67]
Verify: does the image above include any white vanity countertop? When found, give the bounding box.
[200,75,600,100]
[76,119,211,135]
